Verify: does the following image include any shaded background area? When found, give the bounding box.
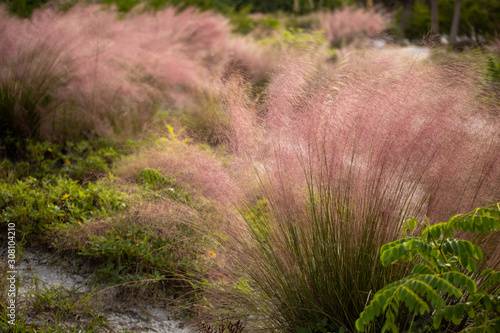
[2,0,500,42]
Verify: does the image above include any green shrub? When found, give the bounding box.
[1,139,122,181]
[3,0,51,18]
[401,0,500,40]
[356,203,500,333]
[0,176,126,240]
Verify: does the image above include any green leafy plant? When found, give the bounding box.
[78,222,200,288]
[2,139,121,181]
[137,168,192,204]
[356,203,500,333]
[0,176,126,240]
[137,168,172,186]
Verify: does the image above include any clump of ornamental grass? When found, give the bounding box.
[0,7,71,142]
[317,6,390,47]
[0,4,274,146]
[204,48,500,331]
[114,131,248,213]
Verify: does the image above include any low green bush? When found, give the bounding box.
[0,139,125,181]
[79,225,197,284]
[356,203,500,333]
[0,176,126,240]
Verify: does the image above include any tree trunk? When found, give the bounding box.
[293,0,300,14]
[400,0,414,37]
[430,0,439,34]
[367,0,374,9]
[307,0,314,11]
[450,0,462,45]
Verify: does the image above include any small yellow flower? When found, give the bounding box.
[61,193,70,200]
[64,160,71,166]
[208,250,216,258]
[130,249,135,253]
[77,221,82,225]
[47,147,52,152]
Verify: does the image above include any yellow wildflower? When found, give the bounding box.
[208,250,216,258]
[64,160,71,166]
[47,147,52,152]
[61,193,70,200]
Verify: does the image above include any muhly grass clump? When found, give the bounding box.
[115,137,246,210]
[0,4,274,145]
[317,6,390,46]
[201,48,500,331]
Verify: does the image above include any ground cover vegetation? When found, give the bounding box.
[0,0,499,332]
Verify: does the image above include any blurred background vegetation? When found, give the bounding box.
[2,0,499,41]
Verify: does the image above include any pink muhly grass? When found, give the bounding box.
[215,48,500,331]
[1,4,273,142]
[318,6,390,46]
[116,142,245,210]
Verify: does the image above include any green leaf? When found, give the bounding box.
[411,264,435,275]
[452,303,465,325]
[296,326,309,333]
[433,308,445,329]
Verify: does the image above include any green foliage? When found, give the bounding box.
[102,0,140,12]
[356,203,500,333]
[1,139,122,181]
[244,199,271,243]
[487,55,500,83]
[97,0,355,16]
[2,0,51,18]
[0,176,126,240]
[227,6,280,34]
[401,0,500,40]
[260,27,327,51]
[137,168,192,204]
[138,168,171,186]
[79,224,199,285]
